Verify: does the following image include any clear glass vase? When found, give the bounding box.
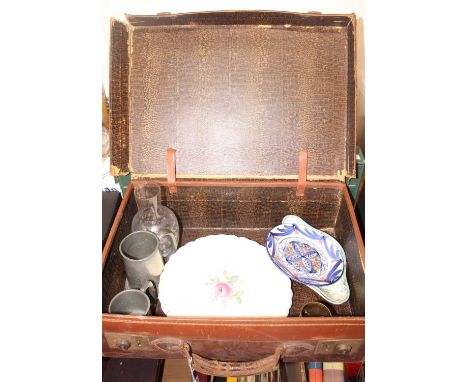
[131,182,179,261]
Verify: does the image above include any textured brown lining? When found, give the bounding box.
[109,18,129,175]
[102,183,364,317]
[110,12,356,179]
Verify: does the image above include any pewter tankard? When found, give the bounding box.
[119,230,172,291]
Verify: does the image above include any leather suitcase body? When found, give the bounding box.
[103,11,364,376]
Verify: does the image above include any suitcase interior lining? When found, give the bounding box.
[124,15,356,179]
[102,184,364,317]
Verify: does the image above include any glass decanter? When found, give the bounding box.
[131,182,179,261]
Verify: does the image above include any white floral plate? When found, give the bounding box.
[158,235,292,317]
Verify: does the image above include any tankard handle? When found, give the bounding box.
[157,229,178,259]
[158,229,177,249]
[139,280,157,293]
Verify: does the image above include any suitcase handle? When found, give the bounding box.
[181,342,284,377]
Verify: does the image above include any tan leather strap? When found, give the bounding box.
[182,343,283,377]
[166,148,177,193]
[297,149,308,196]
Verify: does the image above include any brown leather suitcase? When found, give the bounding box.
[102,11,364,377]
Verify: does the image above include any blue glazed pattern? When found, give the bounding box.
[266,222,345,287]
[284,241,323,274]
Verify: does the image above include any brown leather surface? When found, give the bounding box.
[102,316,364,361]
[346,23,357,173]
[109,12,356,179]
[109,18,129,175]
[335,189,365,316]
[126,12,352,27]
[102,182,364,317]
[103,315,364,341]
[104,336,364,363]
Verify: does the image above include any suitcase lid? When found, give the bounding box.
[109,11,357,181]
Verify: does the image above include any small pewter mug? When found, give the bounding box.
[108,289,151,316]
[119,231,167,291]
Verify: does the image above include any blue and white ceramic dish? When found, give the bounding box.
[266,215,350,304]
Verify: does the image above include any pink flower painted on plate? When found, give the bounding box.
[214,281,233,298]
[206,270,243,305]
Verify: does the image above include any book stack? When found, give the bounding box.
[307,362,323,382]
[161,360,355,381]
[161,359,193,382]
[194,370,282,381]
[323,362,345,382]
[283,362,307,381]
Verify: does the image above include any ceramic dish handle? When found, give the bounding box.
[282,214,308,226]
[182,343,284,377]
